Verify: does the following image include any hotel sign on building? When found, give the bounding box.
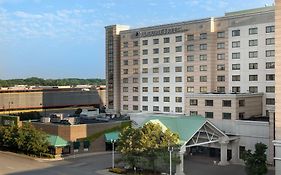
[134,27,188,38]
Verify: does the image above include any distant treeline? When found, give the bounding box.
[0,77,106,87]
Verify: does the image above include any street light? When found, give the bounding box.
[111,139,116,169]
[168,145,174,175]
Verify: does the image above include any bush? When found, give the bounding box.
[109,167,126,174]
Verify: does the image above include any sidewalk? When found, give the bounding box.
[96,169,117,175]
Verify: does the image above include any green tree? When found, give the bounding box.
[242,142,268,175]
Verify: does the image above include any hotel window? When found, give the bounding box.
[217,75,225,82]
[133,41,138,47]
[187,76,194,82]
[123,87,128,92]
[200,33,207,40]
[163,107,170,112]
[142,77,148,83]
[142,59,148,64]
[217,87,225,93]
[249,39,258,46]
[163,67,170,73]
[133,105,138,111]
[232,52,240,59]
[175,97,182,103]
[205,100,213,106]
[153,106,160,112]
[123,96,128,101]
[249,51,258,58]
[164,47,170,53]
[133,96,138,101]
[199,54,207,61]
[153,87,159,92]
[142,68,148,73]
[217,53,225,60]
[232,64,240,70]
[142,106,148,111]
[266,74,275,81]
[176,36,182,42]
[153,58,159,63]
[164,57,170,63]
[153,77,159,83]
[249,75,258,81]
[249,27,258,35]
[123,60,128,65]
[232,29,240,36]
[200,44,207,50]
[133,68,138,74]
[205,112,214,119]
[222,113,231,120]
[163,87,170,92]
[222,100,231,107]
[142,49,148,55]
[187,55,195,61]
[133,59,138,65]
[266,38,275,45]
[176,46,182,52]
[266,50,275,57]
[187,66,194,72]
[232,75,240,81]
[200,76,207,82]
[175,56,182,62]
[175,107,182,113]
[249,63,258,69]
[142,87,148,92]
[153,67,159,73]
[175,87,182,92]
[232,86,240,93]
[249,86,258,93]
[190,99,198,106]
[164,37,170,43]
[175,66,182,72]
[190,111,198,116]
[163,77,170,83]
[133,50,139,56]
[142,40,148,45]
[200,65,207,71]
[153,96,159,102]
[217,64,225,71]
[266,62,275,69]
[232,41,240,48]
[217,42,225,49]
[175,77,182,82]
[123,69,128,74]
[238,100,245,107]
[187,34,194,41]
[266,86,275,93]
[163,97,170,102]
[200,87,207,93]
[266,26,275,33]
[123,42,128,48]
[123,78,128,83]
[187,87,194,93]
[133,78,138,83]
[133,87,138,92]
[123,51,129,57]
[123,105,128,110]
[266,98,275,105]
[153,38,159,44]
[153,48,159,54]
[187,45,194,51]
[217,31,225,38]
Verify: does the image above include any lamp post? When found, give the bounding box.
[111,139,115,169]
[168,145,174,175]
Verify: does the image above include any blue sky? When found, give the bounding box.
[0,0,275,79]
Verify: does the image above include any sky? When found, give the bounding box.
[0,0,275,79]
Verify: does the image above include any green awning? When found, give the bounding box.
[48,135,69,147]
[104,131,120,142]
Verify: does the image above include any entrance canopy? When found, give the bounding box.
[142,115,228,148]
[48,135,69,147]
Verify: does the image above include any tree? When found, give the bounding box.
[242,142,268,175]
[117,123,180,173]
